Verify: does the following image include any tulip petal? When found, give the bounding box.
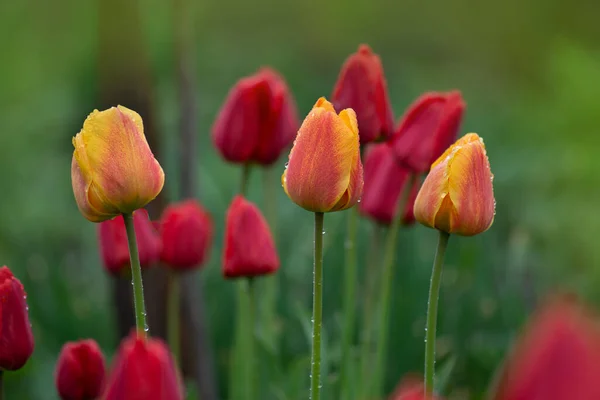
[445,134,495,235]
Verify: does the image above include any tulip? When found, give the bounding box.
[71,105,165,222]
[490,297,600,400]
[282,97,363,213]
[212,67,299,165]
[390,92,465,174]
[223,195,279,278]
[159,200,213,271]
[331,44,394,144]
[55,339,105,400]
[389,377,442,400]
[359,143,420,225]
[0,266,34,371]
[104,331,183,400]
[414,133,495,236]
[98,209,161,276]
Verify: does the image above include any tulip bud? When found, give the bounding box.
[71,105,165,222]
[390,91,465,173]
[212,67,299,165]
[413,133,495,236]
[359,143,419,225]
[103,331,183,400]
[98,209,161,276]
[223,196,279,278]
[55,339,106,400]
[0,266,34,371]
[490,297,600,400]
[159,200,213,271]
[282,97,364,213]
[331,44,395,144]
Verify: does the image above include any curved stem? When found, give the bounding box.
[339,207,359,399]
[370,173,416,396]
[167,271,181,363]
[123,212,148,336]
[424,231,450,395]
[311,212,325,400]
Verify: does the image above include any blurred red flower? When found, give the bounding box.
[331,44,395,144]
[97,209,161,276]
[389,91,465,173]
[159,199,213,271]
[359,143,419,225]
[55,339,105,400]
[103,331,183,400]
[0,265,34,371]
[490,296,600,400]
[389,376,442,400]
[223,195,279,278]
[212,67,299,165]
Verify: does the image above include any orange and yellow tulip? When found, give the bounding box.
[414,133,494,236]
[282,97,363,213]
[71,106,165,222]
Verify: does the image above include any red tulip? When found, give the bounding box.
[490,296,600,400]
[103,331,183,400]
[332,44,394,144]
[97,209,161,275]
[159,200,213,271]
[223,196,279,278]
[212,67,299,165]
[55,339,105,400]
[390,91,465,173]
[0,266,34,371]
[389,377,441,400]
[359,143,419,225]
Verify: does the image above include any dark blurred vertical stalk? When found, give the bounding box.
[172,0,219,397]
[97,0,167,344]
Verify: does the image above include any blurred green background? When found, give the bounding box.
[1,0,600,398]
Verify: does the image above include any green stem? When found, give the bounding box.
[424,231,450,395]
[167,271,181,364]
[244,278,256,400]
[240,163,252,195]
[123,212,148,336]
[0,370,4,400]
[339,208,359,400]
[358,223,384,397]
[311,212,325,400]
[370,173,417,396]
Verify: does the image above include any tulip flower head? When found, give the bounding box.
[490,296,600,400]
[223,196,279,278]
[159,200,213,271]
[98,209,161,276]
[282,97,363,213]
[212,67,299,165]
[390,92,465,174]
[359,143,419,225]
[0,266,35,371]
[389,377,442,400]
[331,44,394,144]
[103,331,183,400]
[71,106,165,222]
[55,339,106,400]
[414,133,495,236]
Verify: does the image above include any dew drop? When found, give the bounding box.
[284,162,289,169]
